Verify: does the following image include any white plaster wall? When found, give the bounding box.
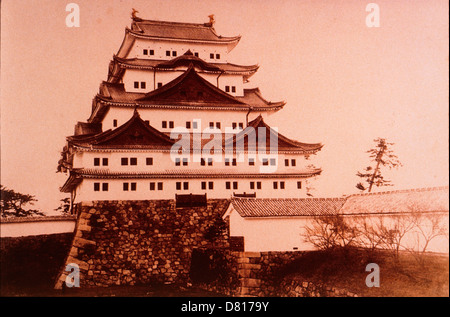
[75,177,309,202]
[227,211,449,253]
[228,212,316,252]
[0,220,76,237]
[122,68,244,96]
[128,38,230,62]
[76,148,314,176]
[102,107,256,132]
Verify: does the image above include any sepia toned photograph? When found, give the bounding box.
[1,0,448,305]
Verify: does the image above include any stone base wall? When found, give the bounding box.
[1,233,73,293]
[55,199,230,289]
[280,279,358,297]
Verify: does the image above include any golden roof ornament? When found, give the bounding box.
[204,14,215,27]
[131,8,140,20]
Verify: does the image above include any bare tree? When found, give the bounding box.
[356,138,402,192]
[303,214,359,251]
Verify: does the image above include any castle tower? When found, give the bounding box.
[57,13,323,206]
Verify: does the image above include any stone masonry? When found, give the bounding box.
[55,199,230,289]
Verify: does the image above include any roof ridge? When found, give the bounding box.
[348,185,449,198]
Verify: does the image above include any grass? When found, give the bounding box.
[281,248,449,297]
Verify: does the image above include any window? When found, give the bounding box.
[186,121,191,129]
[183,182,189,190]
[226,181,231,190]
[249,158,255,166]
[270,158,276,166]
[273,182,278,189]
[201,182,207,190]
[149,49,154,55]
[201,158,206,166]
[94,183,100,191]
[182,158,188,166]
[194,52,199,57]
[232,122,237,129]
[216,53,220,59]
[210,53,214,59]
[102,183,109,191]
[150,182,155,191]
[146,157,153,165]
[113,119,118,127]
[162,121,167,129]
[208,182,214,190]
[130,157,137,165]
[291,159,296,167]
[123,183,129,191]
[175,158,181,166]
[176,182,182,190]
[280,181,285,189]
[209,122,214,128]
[140,82,146,89]
[166,50,171,56]
[233,182,238,190]
[94,158,100,166]
[192,121,198,129]
[131,183,137,191]
[208,158,213,166]
[215,122,221,129]
[239,122,244,129]
[169,121,174,129]
[143,49,148,55]
[297,181,302,189]
[102,158,108,166]
[172,51,177,56]
[225,158,230,166]
[257,182,262,190]
[250,182,255,190]
[231,86,236,93]
[121,157,128,166]
[158,82,163,88]
[134,81,139,89]
[285,159,289,166]
[262,158,269,166]
[225,86,230,92]
[157,182,163,190]
[232,158,237,166]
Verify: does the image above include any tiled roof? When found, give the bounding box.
[340,186,449,215]
[230,197,346,218]
[69,110,174,148]
[225,115,323,153]
[0,215,76,223]
[75,168,322,179]
[110,55,259,79]
[129,19,241,43]
[228,186,449,218]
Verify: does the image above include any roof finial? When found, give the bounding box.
[205,14,215,27]
[131,8,140,20]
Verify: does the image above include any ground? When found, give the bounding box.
[280,248,449,297]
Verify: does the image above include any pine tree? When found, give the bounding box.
[356,138,402,192]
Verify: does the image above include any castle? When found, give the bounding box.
[57,12,323,207]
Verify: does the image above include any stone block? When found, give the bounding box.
[243,252,261,258]
[240,278,261,288]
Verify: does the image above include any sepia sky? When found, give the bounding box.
[1,0,448,214]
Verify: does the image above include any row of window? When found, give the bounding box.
[141,48,220,60]
[112,118,244,130]
[93,181,302,191]
[133,81,163,90]
[93,157,296,167]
